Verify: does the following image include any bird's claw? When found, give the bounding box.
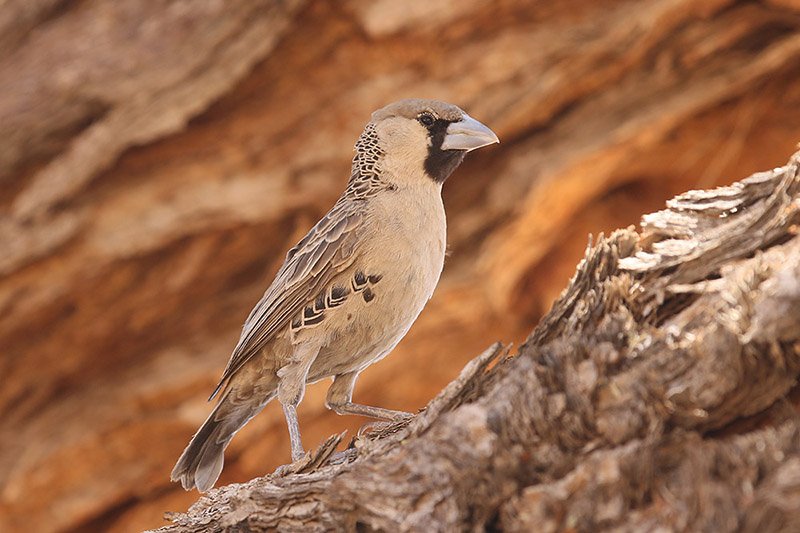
[358,420,390,436]
[357,415,412,437]
[273,449,310,477]
[274,463,294,477]
[328,448,357,465]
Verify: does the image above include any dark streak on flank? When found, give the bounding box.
[362,287,375,303]
[352,270,368,292]
[329,285,349,307]
[424,118,466,184]
[303,310,324,326]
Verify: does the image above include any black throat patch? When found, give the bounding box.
[424,119,467,184]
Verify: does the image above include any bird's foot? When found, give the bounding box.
[274,463,294,477]
[357,420,390,436]
[328,448,357,465]
[273,450,310,477]
[291,448,307,463]
[357,414,413,437]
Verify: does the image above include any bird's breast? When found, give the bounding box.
[305,186,447,379]
[368,185,446,300]
[347,187,447,337]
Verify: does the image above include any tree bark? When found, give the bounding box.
[153,152,800,532]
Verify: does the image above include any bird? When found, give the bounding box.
[171,98,499,492]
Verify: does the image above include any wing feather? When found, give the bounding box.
[209,201,365,399]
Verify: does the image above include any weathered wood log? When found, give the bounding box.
[153,152,800,531]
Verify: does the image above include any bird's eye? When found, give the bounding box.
[418,113,435,127]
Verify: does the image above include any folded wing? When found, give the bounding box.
[209,199,365,400]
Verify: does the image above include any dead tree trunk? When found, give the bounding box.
[153,151,800,532]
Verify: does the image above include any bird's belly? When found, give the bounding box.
[308,233,444,381]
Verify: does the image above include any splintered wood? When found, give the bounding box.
[156,155,800,532]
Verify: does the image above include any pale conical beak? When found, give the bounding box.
[441,114,499,152]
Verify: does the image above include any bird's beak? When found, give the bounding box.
[441,114,499,152]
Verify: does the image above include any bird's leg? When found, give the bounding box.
[277,343,319,462]
[282,404,305,462]
[325,371,413,422]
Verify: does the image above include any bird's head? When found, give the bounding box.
[363,99,499,185]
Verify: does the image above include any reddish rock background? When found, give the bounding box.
[2,1,800,532]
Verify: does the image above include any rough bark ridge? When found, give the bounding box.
[155,151,800,532]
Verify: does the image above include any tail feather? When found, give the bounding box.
[171,391,272,492]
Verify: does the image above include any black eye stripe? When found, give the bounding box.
[424,117,465,183]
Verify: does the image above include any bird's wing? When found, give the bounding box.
[209,198,365,399]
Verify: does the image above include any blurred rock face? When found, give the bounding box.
[1,1,800,531]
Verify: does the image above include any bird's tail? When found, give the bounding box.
[171,389,273,492]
